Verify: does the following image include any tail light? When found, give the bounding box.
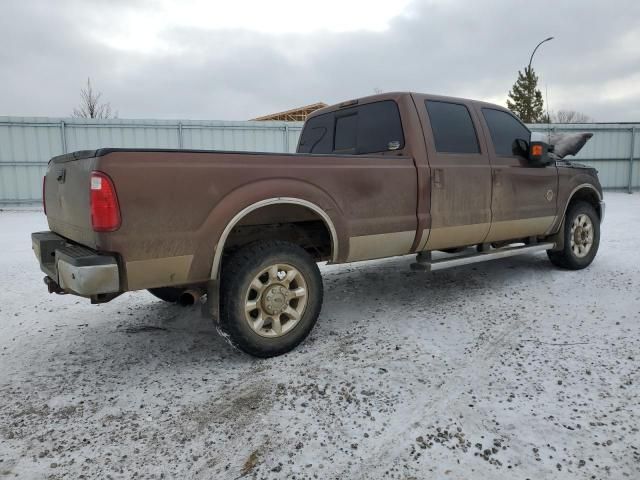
[42,176,47,215]
[90,171,121,232]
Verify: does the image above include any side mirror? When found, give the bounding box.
[527,131,553,167]
[512,138,529,157]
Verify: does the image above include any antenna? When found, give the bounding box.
[545,84,551,142]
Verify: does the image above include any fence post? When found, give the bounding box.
[283,123,290,152]
[60,120,67,154]
[630,127,636,194]
[178,122,184,149]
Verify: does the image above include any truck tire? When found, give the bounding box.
[219,240,323,358]
[547,201,600,270]
[148,287,186,303]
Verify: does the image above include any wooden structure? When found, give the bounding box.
[252,102,328,122]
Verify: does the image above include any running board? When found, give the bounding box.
[411,242,555,272]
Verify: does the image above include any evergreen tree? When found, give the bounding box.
[507,67,545,123]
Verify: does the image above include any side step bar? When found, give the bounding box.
[411,242,555,272]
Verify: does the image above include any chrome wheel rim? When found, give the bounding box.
[244,263,308,338]
[570,213,594,258]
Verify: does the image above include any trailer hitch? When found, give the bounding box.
[43,276,66,295]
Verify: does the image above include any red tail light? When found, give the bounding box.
[42,176,47,215]
[90,171,121,232]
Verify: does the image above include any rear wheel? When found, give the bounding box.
[219,240,323,357]
[547,201,600,270]
[148,287,186,303]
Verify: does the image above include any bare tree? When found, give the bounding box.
[72,78,115,119]
[553,110,592,123]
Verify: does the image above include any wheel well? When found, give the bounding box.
[568,187,602,220]
[222,204,333,264]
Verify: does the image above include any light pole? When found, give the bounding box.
[528,36,554,73]
[526,37,553,122]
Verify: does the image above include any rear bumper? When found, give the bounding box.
[31,231,120,297]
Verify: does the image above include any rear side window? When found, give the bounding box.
[355,101,404,154]
[297,100,404,155]
[425,100,480,154]
[482,108,530,156]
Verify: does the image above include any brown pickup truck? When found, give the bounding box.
[33,92,604,357]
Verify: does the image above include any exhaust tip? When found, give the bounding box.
[177,289,202,307]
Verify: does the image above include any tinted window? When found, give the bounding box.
[297,113,333,154]
[482,108,530,156]
[297,100,404,155]
[425,101,479,154]
[356,101,404,154]
[334,114,357,152]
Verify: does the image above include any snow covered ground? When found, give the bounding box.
[0,193,638,479]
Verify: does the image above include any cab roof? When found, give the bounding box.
[307,91,510,120]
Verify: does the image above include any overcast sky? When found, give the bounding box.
[2,0,639,121]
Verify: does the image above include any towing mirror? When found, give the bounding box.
[528,142,551,166]
[528,132,552,167]
[512,138,529,157]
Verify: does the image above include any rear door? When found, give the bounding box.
[477,107,558,242]
[297,98,419,262]
[415,97,492,250]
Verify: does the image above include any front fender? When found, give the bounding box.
[549,167,603,236]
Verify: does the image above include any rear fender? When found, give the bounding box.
[193,179,347,281]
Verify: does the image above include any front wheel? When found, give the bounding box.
[547,201,600,270]
[219,240,323,358]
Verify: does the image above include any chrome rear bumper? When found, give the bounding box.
[31,231,120,297]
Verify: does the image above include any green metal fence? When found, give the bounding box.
[0,117,637,204]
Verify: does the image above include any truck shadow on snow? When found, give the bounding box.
[118,253,553,350]
[38,251,559,371]
[8,250,568,429]
[320,252,554,310]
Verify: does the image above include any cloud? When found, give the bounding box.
[1,0,639,121]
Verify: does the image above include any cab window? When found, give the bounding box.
[482,108,530,156]
[333,113,358,152]
[297,112,333,154]
[425,100,480,154]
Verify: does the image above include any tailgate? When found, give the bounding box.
[44,150,99,248]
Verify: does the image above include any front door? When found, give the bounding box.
[477,107,558,242]
[415,97,493,250]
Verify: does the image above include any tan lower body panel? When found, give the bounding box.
[484,216,555,243]
[126,255,194,291]
[416,229,431,251]
[424,223,490,251]
[347,231,416,262]
[545,216,561,235]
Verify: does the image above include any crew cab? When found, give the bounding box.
[33,92,604,357]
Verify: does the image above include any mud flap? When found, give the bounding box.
[549,218,565,252]
[202,279,220,323]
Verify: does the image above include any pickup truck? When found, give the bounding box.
[33,92,604,357]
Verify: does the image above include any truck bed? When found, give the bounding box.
[43,147,418,291]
